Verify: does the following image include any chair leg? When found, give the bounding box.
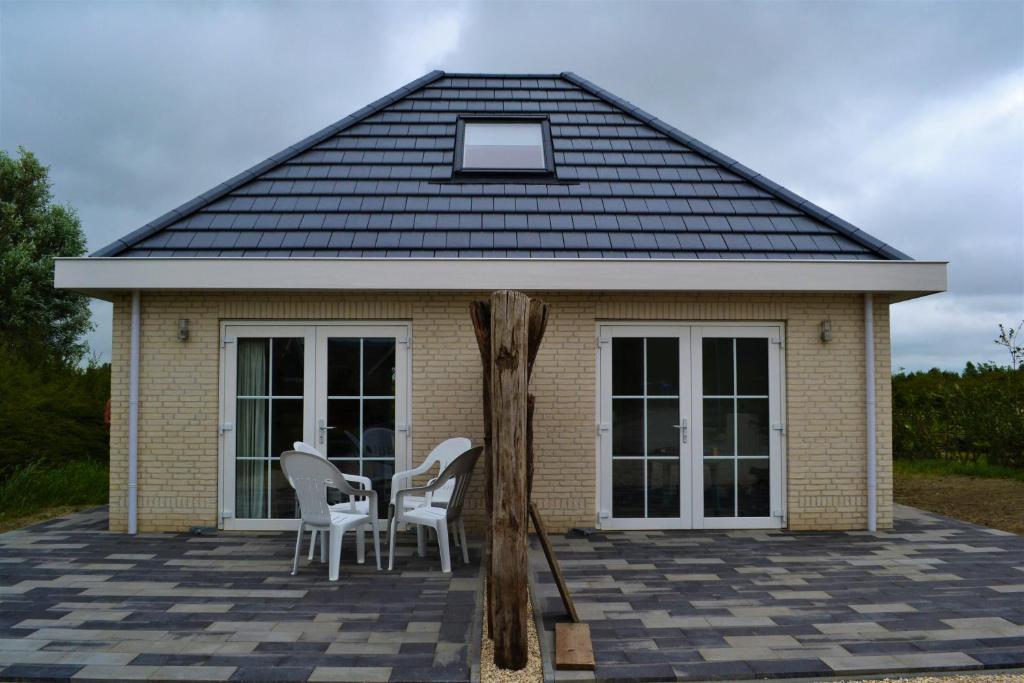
[329,526,343,582]
[291,524,304,576]
[436,522,451,573]
[416,526,426,557]
[371,516,382,571]
[459,518,469,564]
[320,529,328,563]
[308,529,317,561]
[356,528,366,565]
[387,516,398,571]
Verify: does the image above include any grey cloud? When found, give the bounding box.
[2,0,1021,370]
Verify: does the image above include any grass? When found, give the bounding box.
[894,458,1024,534]
[0,459,108,532]
[894,457,1024,482]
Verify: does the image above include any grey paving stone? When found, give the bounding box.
[308,666,391,681]
[73,663,161,679]
[152,665,238,681]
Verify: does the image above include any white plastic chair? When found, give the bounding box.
[388,446,481,573]
[390,437,471,511]
[293,441,375,561]
[280,450,380,581]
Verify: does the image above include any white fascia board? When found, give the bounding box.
[54,257,948,301]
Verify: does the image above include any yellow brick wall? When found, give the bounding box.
[107,291,892,533]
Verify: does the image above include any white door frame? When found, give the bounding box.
[597,324,692,530]
[218,320,411,531]
[691,324,786,530]
[596,321,786,530]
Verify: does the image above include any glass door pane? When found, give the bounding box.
[323,336,397,518]
[701,336,771,518]
[610,336,683,519]
[234,336,305,520]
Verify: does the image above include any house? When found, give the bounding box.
[54,71,946,535]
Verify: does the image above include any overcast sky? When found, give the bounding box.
[2,1,1021,371]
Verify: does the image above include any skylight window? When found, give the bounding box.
[454,117,554,175]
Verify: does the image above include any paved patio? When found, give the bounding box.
[530,505,1024,682]
[0,508,482,682]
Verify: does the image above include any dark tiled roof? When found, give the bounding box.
[95,71,909,260]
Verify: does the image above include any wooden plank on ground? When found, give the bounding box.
[529,501,579,624]
[555,622,595,671]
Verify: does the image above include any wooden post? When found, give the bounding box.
[471,292,549,669]
[489,290,530,670]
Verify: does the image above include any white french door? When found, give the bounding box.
[220,322,410,530]
[598,323,785,530]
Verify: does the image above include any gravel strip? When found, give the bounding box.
[480,584,542,683]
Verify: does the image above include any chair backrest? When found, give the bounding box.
[423,437,471,500]
[280,451,361,526]
[434,446,482,521]
[424,437,472,469]
[293,441,325,459]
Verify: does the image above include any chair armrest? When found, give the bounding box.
[341,473,372,491]
[361,489,377,517]
[324,475,362,498]
[394,484,434,514]
[390,460,435,499]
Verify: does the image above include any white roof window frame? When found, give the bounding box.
[453,115,556,178]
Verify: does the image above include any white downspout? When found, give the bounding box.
[128,290,141,535]
[864,293,877,532]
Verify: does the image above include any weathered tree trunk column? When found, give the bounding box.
[489,290,531,669]
[471,290,548,670]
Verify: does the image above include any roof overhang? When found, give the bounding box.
[55,257,947,303]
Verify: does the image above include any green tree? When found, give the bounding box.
[0,147,91,364]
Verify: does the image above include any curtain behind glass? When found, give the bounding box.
[236,339,268,518]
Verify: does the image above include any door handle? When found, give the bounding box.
[318,418,335,445]
[672,419,689,444]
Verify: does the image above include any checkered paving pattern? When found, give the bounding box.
[530,505,1024,682]
[0,508,481,682]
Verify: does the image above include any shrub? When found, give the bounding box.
[0,344,110,473]
[893,362,1024,468]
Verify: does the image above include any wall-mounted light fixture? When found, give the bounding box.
[177,319,190,342]
[820,320,833,343]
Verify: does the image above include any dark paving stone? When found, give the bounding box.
[594,663,679,682]
[843,640,924,655]
[206,655,288,668]
[748,658,831,677]
[971,650,1024,667]
[673,660,756,681]
[254,642,328,654]
[129,653,211,666]
[399,642,437,654]
[0,663,83,681]
[388,666,466,682]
